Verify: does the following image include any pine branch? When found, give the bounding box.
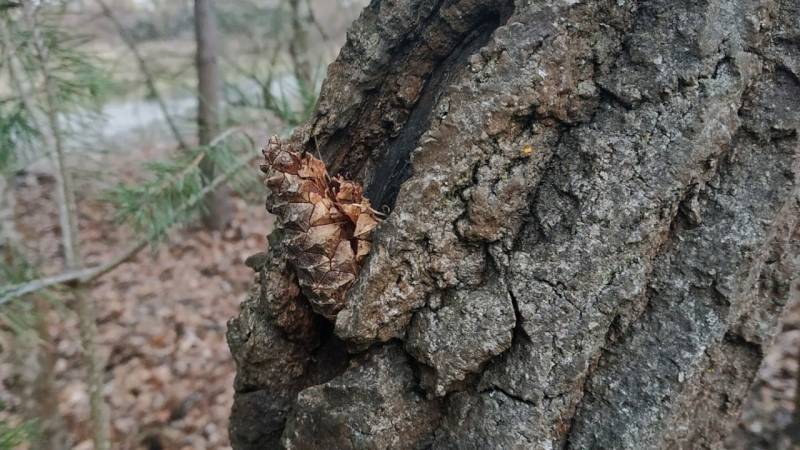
[107,127,251,238]
[0,137,254,306]
[0,2,22,11]
[0,18,46,166]
[18,3,111,449]
[153,127,240,191]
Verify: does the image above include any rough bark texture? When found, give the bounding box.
[228,0,800,448]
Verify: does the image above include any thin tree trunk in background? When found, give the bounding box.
[0,18,68,450]
[227,0,800,448]
[194,0,232,231]
[22,4,110,450]
[95,0,189,151]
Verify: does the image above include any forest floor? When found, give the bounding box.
[1,140,272,449]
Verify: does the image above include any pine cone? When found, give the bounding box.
[260,136,379,320]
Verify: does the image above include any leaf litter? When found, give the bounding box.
[1,141,270,449]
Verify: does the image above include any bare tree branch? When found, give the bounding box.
[304,0,329,42]
[0,128,255,306]
[95,0,190,150]
[221,42,282,110]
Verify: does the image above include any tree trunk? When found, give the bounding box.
[227,0,800,448]
[194,0,232,231]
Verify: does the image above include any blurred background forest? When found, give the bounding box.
[0,1,364,448]
[0,1,797,450]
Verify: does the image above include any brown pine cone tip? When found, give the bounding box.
[260,135,380,320]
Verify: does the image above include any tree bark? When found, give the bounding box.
[194,0,232,231]
[227,0,800,448]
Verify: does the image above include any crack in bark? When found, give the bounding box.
[367,6,511,209]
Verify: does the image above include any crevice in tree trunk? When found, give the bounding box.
[309,0,516,195]
[366,7,512,209]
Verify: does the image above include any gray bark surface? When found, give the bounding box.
[227,0,800,448]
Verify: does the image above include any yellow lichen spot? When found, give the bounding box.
[520,145,534,157]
